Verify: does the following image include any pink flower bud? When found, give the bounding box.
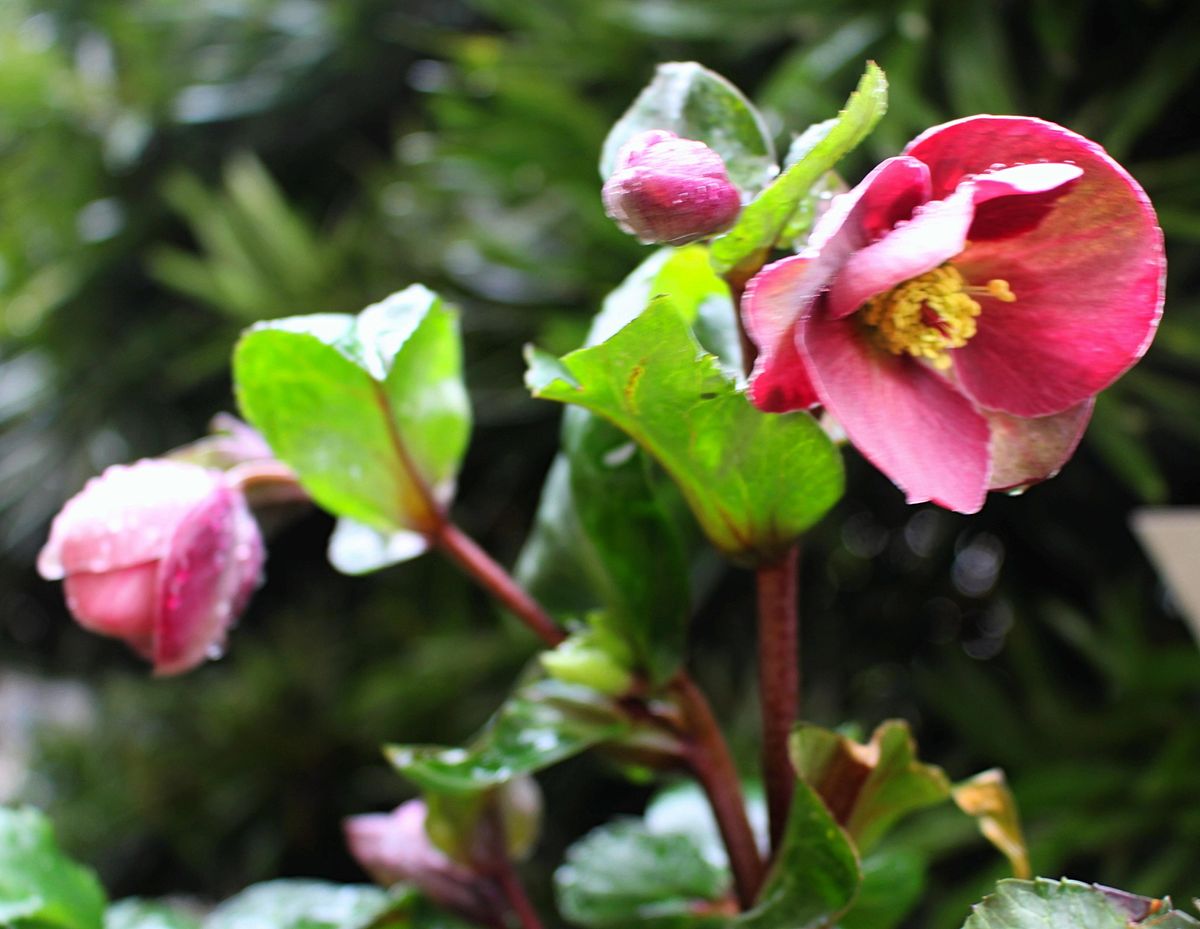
[37,459,264,675]
[602,130,742,245]
[344,801,502,924]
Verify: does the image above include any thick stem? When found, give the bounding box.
[673,675,765,908]
[757,546,800,854]
[434,522,565,647]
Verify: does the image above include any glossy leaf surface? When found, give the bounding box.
[204,881,408,929]
[961,879,1200,929]
[386,680,629,793]
[517,247,737,680]
[234,286,470,566]
[527,297,843,563]
[104,901,200,929]
[555,819,730,928]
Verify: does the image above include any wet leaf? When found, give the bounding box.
[0,806,106,929]
[526,297,843,563]
[386,680,629,793]
[234,286,471,566]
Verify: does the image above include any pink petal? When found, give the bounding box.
[742,158,934,413]
[986,399,1094,491]
[152,484,251,676]
[742,254,824,412]
[799,316,991,513]
[905,117,1163,416]
[809,156,932,252]
[40,460,224,579]
[825,185,977,320]
[63,563,158,656]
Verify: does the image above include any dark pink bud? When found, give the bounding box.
[37,459,264,675]
[344,801,502,924]
[602,130,742,245]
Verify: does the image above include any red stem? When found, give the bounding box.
[757,546,800,854]
[433,522,565,647]
[492,857,545,929]
[674,675,765,908]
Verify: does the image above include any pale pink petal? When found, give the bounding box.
[152,485,242,675]
[40,460,223,579]
[825,184,977,320]
[970,163,1083,200]
[344,801,497,922]
[64,563,158,655]
[799,317,991,513]
[742,254,825,412]
[986,399,1094,491]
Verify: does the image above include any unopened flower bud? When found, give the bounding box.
[344,801,502,924]
[37,459,264,675]
[602,130,742,245]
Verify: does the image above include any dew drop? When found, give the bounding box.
[205,643,225,661]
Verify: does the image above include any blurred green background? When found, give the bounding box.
[2,0,1198,926]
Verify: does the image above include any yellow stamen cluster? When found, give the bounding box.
[860,264,1015,370]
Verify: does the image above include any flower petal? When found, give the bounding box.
[800,316,991,513]
[153,485,244,675]
[825,184,977,320]
[809,155,932,251]
[40,460,223,579]
[906,117,1164,416]
[63,563,158,656]
[743,254,824,411]
[986,400,1093,492]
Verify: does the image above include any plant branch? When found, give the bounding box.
[492,856,544,929]
[673,675,765,908]
[433,522,565,647]
[757,546,800,854]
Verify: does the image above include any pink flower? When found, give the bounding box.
[344,801,501,923]
[743,116,1164,513]
[38,459,264,675]
[603,130,742,244]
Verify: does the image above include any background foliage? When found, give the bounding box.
[2,0,1198,927]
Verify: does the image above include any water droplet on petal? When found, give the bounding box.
[205,643,225,661]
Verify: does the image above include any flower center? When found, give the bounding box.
[860,264,1015,370]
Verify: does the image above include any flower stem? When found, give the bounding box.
[433,521,565,647]
[757,545,800,854]
[673,675,765,908]
[492,856,544,929]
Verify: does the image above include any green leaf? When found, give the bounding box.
[790,720,950,855]
[710,62,887,275]
[105,900,200,929]
[555,818,730,929]
[960,879,1200,929]
[386,680,629,793]
[526,297,843,563]
[601,62,776,196]
[517,247,738,681]
[736,781,860,929]
[204,881,407,929]
[234,286,471,567]
[837,849,926,929]
[0,807,106,929]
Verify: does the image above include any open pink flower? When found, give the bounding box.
[38,459,264,675]
[743,116,1164,513]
